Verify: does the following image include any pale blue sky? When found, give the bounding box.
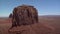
[0,0,60,17]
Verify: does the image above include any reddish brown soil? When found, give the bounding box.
[0,16,60,34]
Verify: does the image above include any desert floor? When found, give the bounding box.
[0,16,60,34]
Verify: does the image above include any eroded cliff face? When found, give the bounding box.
[11,5,38,28]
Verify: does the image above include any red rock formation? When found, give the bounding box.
[11,5,38,28]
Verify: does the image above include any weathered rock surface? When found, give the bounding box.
[11,5,38,28]
[9,5,39,34]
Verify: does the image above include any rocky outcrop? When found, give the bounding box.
[11,5,38,28]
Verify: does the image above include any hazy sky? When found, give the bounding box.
[0,0,60,17]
